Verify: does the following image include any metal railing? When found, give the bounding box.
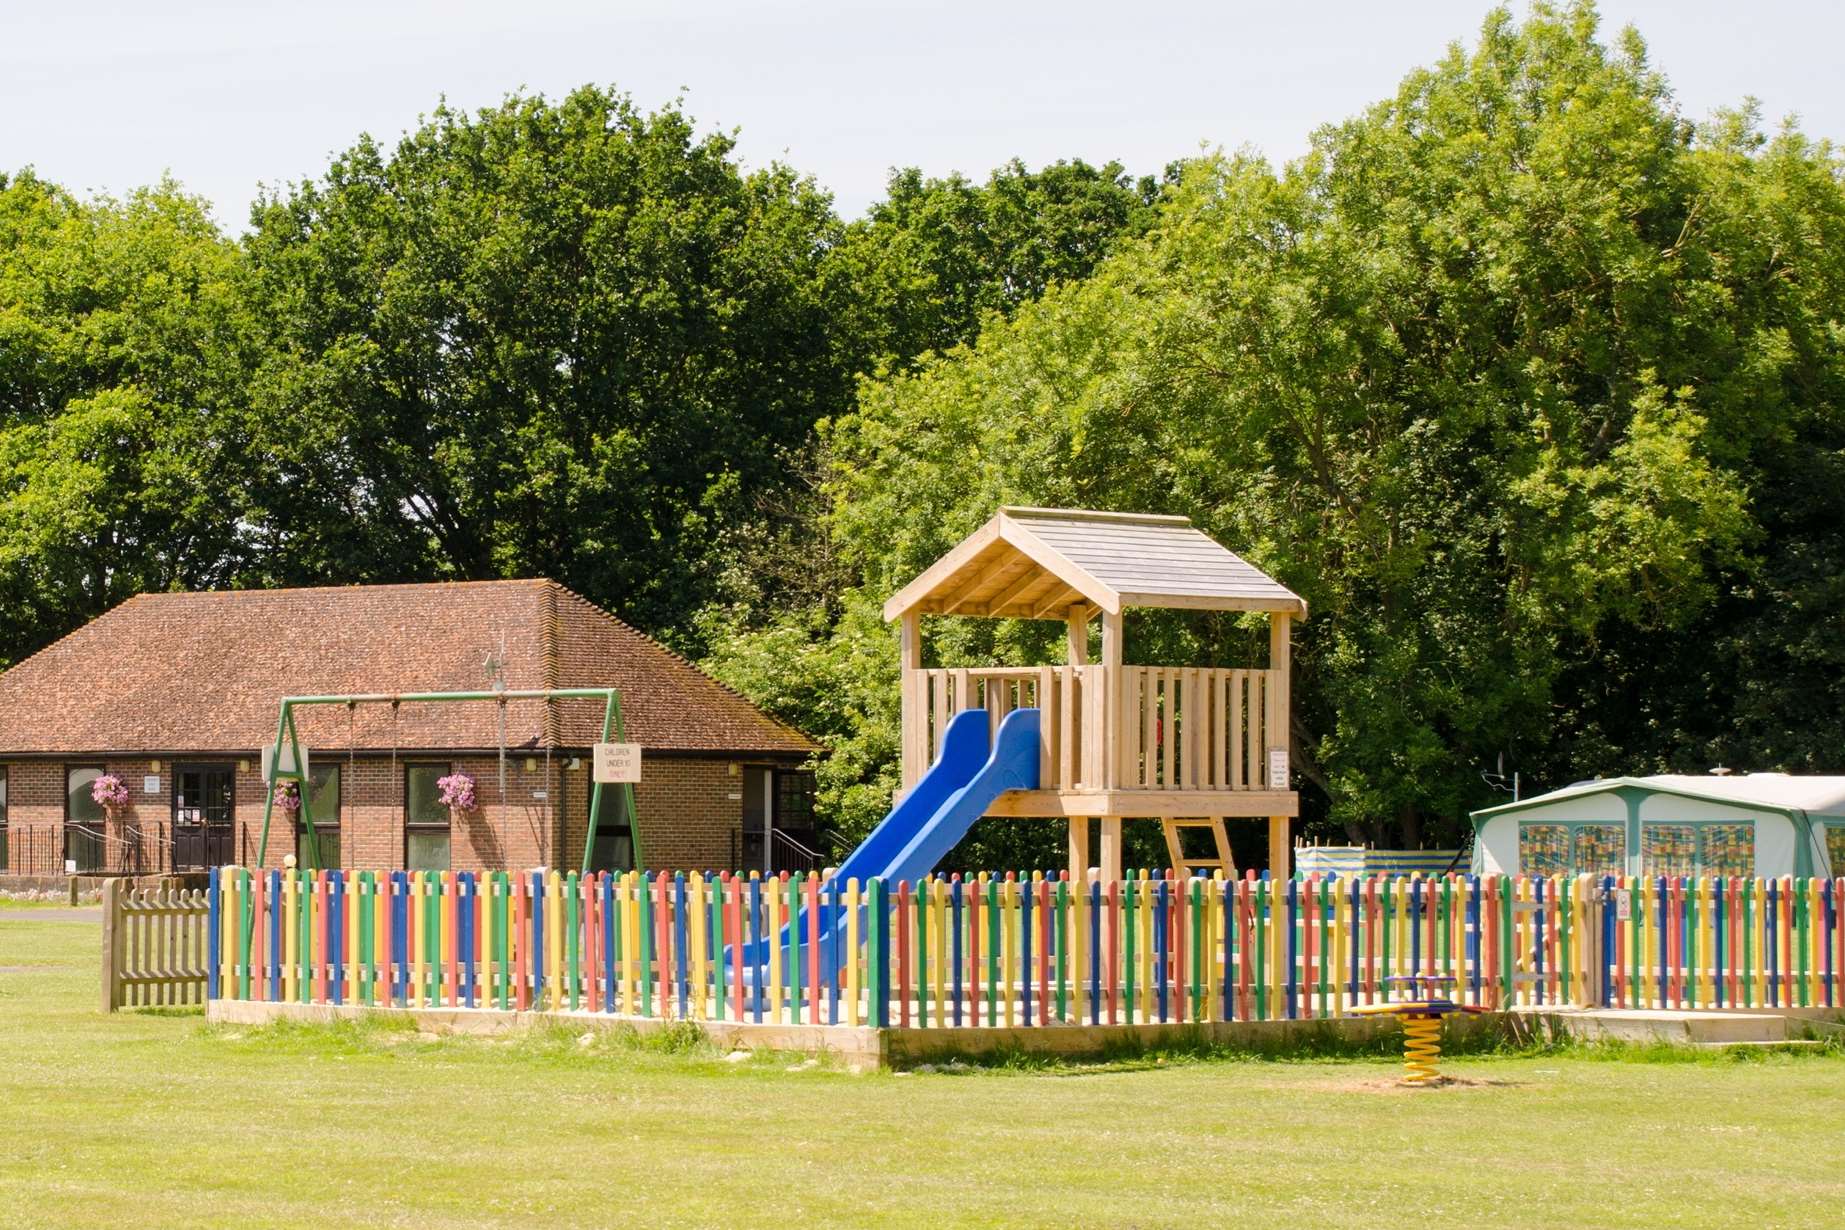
[0,821,206,877]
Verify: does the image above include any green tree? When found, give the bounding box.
[240,87,847,638]
[0,172,255,666]
[826,158,1165,370]
[804,2,1841,854]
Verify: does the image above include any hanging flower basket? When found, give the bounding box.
[437,772,477,813]
[273,782,302,814]
[91,773,130,810]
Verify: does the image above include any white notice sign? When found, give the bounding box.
[1266,746,1290,790]
[593,742,642,783]
[260,744,308,783]
[1616,892,1632,922]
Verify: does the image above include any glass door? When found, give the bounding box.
[173,765,234,871]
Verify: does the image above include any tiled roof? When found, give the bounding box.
[883,508,1306,621]
[0,580,815,757]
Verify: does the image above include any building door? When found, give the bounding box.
[740,767,771,873]
[739,767,821,875]
[173,765,234,871]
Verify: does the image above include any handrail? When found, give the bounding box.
[908,663,1283,793]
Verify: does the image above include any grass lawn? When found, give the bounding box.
[2,911,1842,1228]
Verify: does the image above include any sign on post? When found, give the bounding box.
[593,742,642,783]
[260,744,308,782]
[1266,746,1290,790]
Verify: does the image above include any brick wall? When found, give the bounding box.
[1,751,803,874]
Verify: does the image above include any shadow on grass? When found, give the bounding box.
[195,1014,846,1074]
[889,1018,1845,1075]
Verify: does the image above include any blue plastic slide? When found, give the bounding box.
[734,707,1040,976]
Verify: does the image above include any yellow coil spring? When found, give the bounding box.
[1401,1014,1444,1085]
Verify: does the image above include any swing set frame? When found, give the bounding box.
[254,688,641,876]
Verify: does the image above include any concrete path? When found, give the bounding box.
[0,907,102,923]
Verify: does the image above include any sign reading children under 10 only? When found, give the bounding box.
[593,742,643,783]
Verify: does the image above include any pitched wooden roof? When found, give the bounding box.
[882,508,1306,621]
[0,580,815,757]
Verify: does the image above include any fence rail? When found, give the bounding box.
[102,878,212,1011]
[204,869,1845,1029]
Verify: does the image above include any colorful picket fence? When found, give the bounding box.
[205,869,1845,1028]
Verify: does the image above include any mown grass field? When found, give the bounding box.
[2,910,1842,1229]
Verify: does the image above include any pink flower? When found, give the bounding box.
[273,782,302,813]
[91,774,130,809]
[437,772,477,812]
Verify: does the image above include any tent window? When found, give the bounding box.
[1519,821,1623,876]
[1571,825,1625,876]
[1518,824,1569,875]
[1828,825,1845,878]
[1642,822,1755,877]
[1698,824,1754,877]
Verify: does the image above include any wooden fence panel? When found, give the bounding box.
[102,878,210,1011]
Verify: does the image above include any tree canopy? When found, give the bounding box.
[740,2,1845,853]
[2,3,1841,864]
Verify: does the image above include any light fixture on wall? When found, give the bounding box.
[148,759,161,773]
[237,760,250,774]
[523,757,537,773]
[567,757,581,771]
[729,762,740,777]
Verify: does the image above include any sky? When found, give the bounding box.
[2,1,1840,229]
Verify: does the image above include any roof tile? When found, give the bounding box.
[0,580,815,757]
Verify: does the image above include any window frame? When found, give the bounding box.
[1516,819,1627,877]
[1640,819,1756,879]
[584,774,634,875]
[1824,822,1845,879]
[295,762,343,868]
[403,762,452,870]
[64,763,109,871]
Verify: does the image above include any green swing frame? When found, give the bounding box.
[254,687,641,876]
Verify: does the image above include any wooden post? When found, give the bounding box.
[1267,611,1292,881]
[1067,818,1090,883]
[101,877,123,1013]
[1100,608,1123,789]
[899,612,923,790]
[1098,817,1123,884]
[1269,816,1290,882]
[1065,606,1090,666]
[1267,612,1291,774]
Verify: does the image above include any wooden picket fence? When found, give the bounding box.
[204,868,1845,1028]
[101,878,212,1011]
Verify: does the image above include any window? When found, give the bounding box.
[1697,824,1754,878]
[1828,825,1845,879]
[1642,822,1755,878]
[586,783,633,874]
[296,763,341,869]
[775,770,817,829]
[1518,824,1570,876]
[66,766,107,872]
[1571,825,1626,876]
[1519,821,1625,877]
[404,764,450,871]
[1641,824,1695,876]
[0,767,8,873]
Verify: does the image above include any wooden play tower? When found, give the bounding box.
[886,508,1304,882]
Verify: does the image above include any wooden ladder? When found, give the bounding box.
[1162,818,1235,877]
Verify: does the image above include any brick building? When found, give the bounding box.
[0,580,820,877]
